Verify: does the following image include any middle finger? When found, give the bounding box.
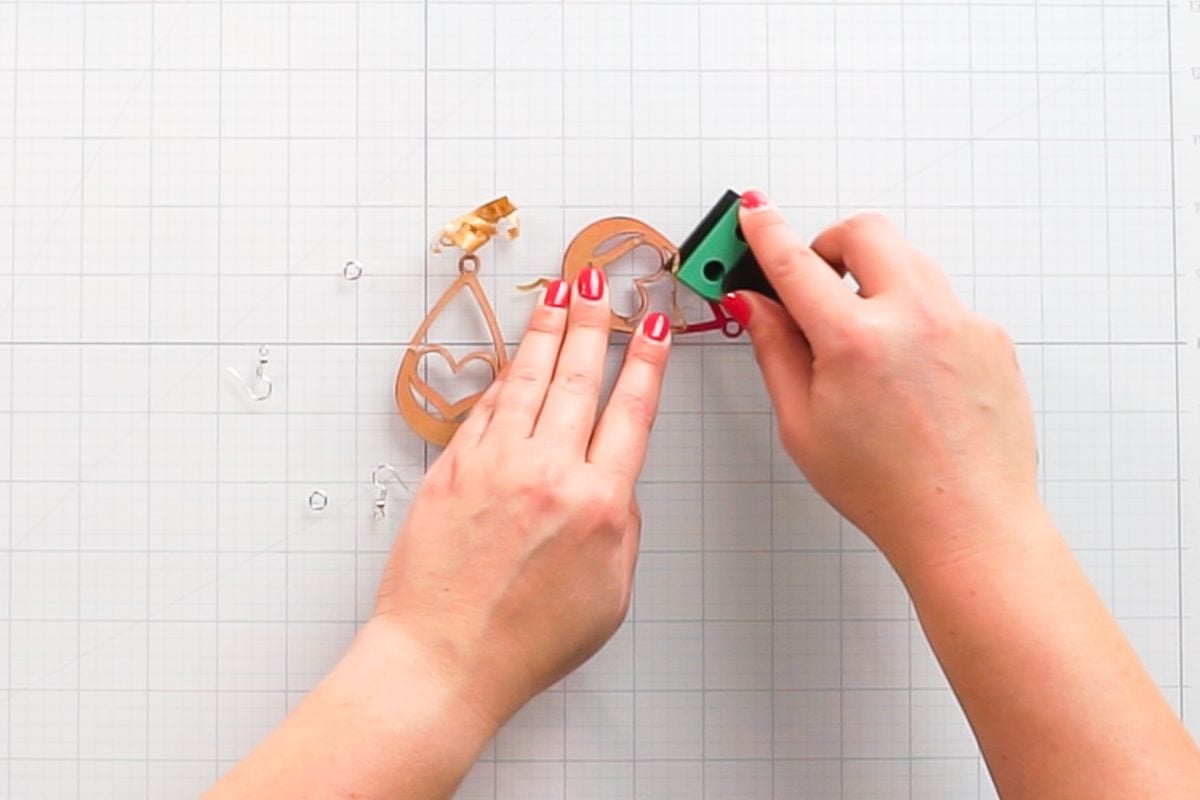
[534,267,613,453]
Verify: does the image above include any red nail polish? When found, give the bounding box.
[643,311,670,342]
[578,267,604,301]
[722,292,752,327]
[544,279,569,308]
[740,190,769,211]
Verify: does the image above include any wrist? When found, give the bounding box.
[348,615,502,736]
[322,618,499,793]
[209,618,499,800]
[875,489,1058,584]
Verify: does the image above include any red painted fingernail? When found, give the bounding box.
[740,190,769,211]
[643,311,670,342]
[544,279,569,308]
[722,292,752,327]
[578,267,604,301]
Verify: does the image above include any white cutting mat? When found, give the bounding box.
[0,1,1196,798]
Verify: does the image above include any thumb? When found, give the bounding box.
[723,290,814,413]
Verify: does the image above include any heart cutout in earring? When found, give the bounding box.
[396,253,509,447]
[402,345,499,422]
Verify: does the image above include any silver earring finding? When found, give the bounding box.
[371,463,410,520]
[227,345,273,402]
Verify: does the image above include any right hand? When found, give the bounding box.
[725,193,1042,573]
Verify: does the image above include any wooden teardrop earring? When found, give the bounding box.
[395,198,518,446]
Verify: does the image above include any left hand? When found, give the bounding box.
[374,267,672,729]
[208,270,671,800]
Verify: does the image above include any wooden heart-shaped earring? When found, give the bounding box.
[395,197,517,446]
[521,216,744,339]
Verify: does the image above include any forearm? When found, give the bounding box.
[205,619,497,800]
[897,503,1200,799]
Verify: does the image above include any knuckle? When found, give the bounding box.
[524,312,564,337]
[469,392,497,418]
[598,505,629,537]
[821,327,857,361]
[765,241,818,276]
[626,341,666,369]
[571,313,613,332]
[533,457,568,487]
[909,301,951,339]
[850,332,887,365]
[827,314,885,361]
[510,461,568,508]
[841,211,893,238]
[579,482,628,535]
[556,366,601,397]
[506,365,544,387]
[609,390,657,428]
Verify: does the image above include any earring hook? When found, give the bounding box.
[226,345,274,402]
[371,463,410,520]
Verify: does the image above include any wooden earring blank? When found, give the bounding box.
[524,216,742,338]
[396,198,517,447]
[395,253,509,447]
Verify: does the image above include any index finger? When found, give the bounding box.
[737,191,856,336]
[588,312,672,487]
[809,211,931,295]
